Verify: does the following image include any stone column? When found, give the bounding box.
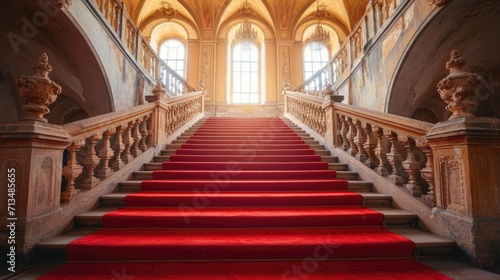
[0,54,69,258]
[426,50,500,268]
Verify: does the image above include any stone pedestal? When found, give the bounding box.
[0,121,69,256]
[426,116,500,268]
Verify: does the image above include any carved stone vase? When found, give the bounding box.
[437,50,481,120]
[16,53,62,122]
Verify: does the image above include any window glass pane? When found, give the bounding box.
[232,42,259,104]
[303,43,329,81]
[159,39,186,78]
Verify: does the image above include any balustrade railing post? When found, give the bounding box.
[385,130,404,185]
[81,134,102,190]
[0,53,70,255]
[373,126,389,177]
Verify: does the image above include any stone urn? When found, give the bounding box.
[437,50,481,119]
[16,53,62,122]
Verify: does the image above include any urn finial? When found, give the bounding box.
[437,50,482,120]
[16,53,62,122]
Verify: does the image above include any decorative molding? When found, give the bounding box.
[51,0,72,9]
[427,0,448,7]
[201,46,213,101]
[439,154,466,214]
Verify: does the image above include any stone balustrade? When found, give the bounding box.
[333,103,435,202]
[60,104,155,203]
[91,0,196,95]
[293,0,405,96]
[284,91,436,206]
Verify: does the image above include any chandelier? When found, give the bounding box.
[308,0,330,50]
[235,0,258,48]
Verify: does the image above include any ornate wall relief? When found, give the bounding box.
[201,45,213,101]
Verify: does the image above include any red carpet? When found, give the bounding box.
[40,117,452,279]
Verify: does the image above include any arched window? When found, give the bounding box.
[303,42,329,81]
[159,39,186,78]
[232,42,259,104]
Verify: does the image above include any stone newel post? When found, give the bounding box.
[425,50,500,267]
[322,90,345,151]
[0,54,69,257]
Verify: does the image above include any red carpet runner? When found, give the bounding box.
[40,117,451,279]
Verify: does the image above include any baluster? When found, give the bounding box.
[140,115,150,152]
[61,140,85,203]
[417,140,436,206]
[400,136,422,196]
[122,121,135,163]
[112,124,126,171]
[340,115,349,151]
[131,119,142,157]
[353,120,367,162]
[346,118,358,157]
[81,134,103,190]
[373,126,389,176]
[166,108,172,135]
[385,130,404,185]
[362,123,377,168]
[98,128,115,179]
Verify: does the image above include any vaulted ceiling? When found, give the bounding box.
[122,0,368,41]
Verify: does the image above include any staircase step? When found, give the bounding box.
[336,171,359,180]
[75,206,417,229]
[101,190,386,207]
[35,227,454,261]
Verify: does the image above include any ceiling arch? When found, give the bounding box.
[122,0,368,43]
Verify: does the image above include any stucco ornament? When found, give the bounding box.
[427,0,448,7]
[52,0,72,8]
[437,50,482,119]
[322,82,335,97]
[152,81,167,97]
[16,53,62,122]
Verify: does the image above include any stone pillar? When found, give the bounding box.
[426,50,500,268]
[322,93,345,151]
[0,54,69,261]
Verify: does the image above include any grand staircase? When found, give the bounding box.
[36,117,454,279]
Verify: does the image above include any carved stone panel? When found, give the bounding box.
[439,154,466,215]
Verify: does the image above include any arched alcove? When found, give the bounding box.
[0,1,113,124]
[387,0,500,121]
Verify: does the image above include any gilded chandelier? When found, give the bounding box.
[308,0,330,50]
[235,0,258,47]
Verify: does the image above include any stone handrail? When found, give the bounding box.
[284,91,436,206]
[292,0,405,95]
[91,0,197,95]
[284,91,327,136]
[60,90,204,203]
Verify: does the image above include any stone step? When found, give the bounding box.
[160,149,331,157]
[165,143,326,151]
[73,207,417,230]
[328,163,348,171]
[335,171,359,180]
[35,227,454,262]
[176,135,316,141]
[112,181,377,200]
[170,139,321,145]
[152,154,337,164]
